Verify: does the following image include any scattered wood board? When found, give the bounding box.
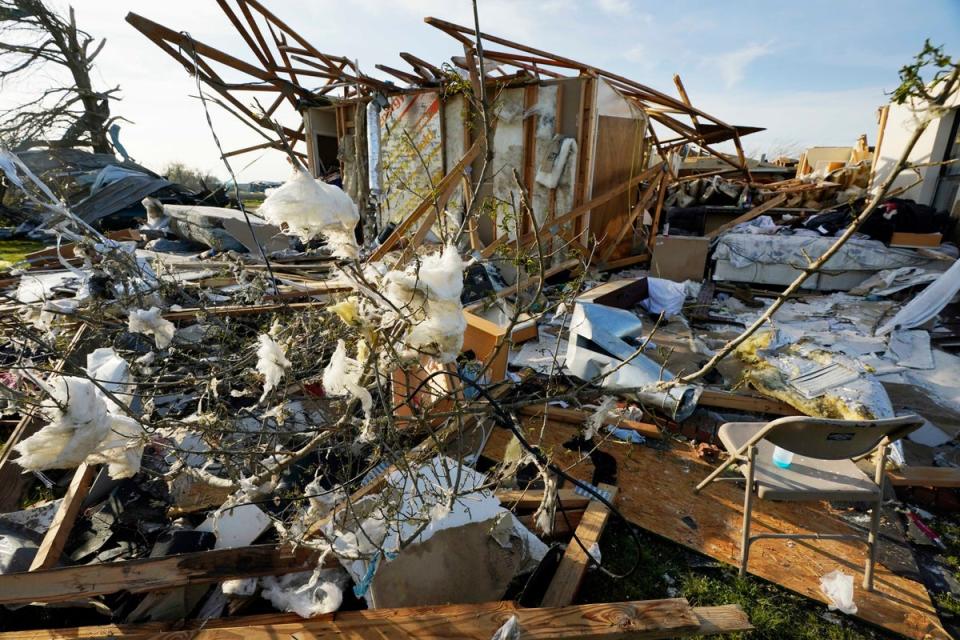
[887,467,960,489]
[541,483,618,606]
[0,545,321,605]
[698,389,799,416]
[29,463,96,570]
[0,598,751,640]
[483,421,948,640]
[519,405,662,439]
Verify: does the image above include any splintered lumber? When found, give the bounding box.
[0,598,753,640]
[519,405,662,439]
[697,389,799,416]
[0,545,320,605]
[482,419,948,640]
[28,463,96,570]
[705,192,788,239]
[541,483,618,606]
[887,466,960,489]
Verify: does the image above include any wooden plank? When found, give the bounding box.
[589,116,646,259]
[698,389,799,416]
[481,164,660,259]
[496,489,588,511]
[645,169,669,254]
[704,192,788,239]
[368,140,481,262]
[0,545,320,605]
[518,508,585,538]
[519,405,662,440]
[599,171,663,265]
[0,599,720,640]
[597,253,649,272]
[541,484,618,607]
[692,605,754,636]
[464,258,581,312]
[887,466,960,489]
[28,463,96,570]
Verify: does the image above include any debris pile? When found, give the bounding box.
[0,3,958,640]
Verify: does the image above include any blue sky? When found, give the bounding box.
[2,0,958,180]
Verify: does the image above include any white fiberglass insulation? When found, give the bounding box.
[13,358,143,479]
[83,348,145,478]
[261,568,345,618]
[322,340,373,431]
[255,334,291,402]
[259,169,360,259]
[128,307,176,349]
[381,244,466,364]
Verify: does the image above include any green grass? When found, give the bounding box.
[578,519,880,639]
[0,239,44,271]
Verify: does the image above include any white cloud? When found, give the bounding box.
[596,0,631,15]
[714,42,772,89]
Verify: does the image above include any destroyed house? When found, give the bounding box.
[126,5,761,272]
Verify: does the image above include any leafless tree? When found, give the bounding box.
[162,161,222,192]
[0,0,121,153]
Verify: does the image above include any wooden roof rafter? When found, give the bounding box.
[423,16,756,177]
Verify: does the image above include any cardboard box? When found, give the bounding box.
[890,232,942,248]
[651,235,711,281]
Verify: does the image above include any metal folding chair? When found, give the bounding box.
[695,414,923,590]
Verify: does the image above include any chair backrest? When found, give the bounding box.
[761,414,924,460]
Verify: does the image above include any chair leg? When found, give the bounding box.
[739,446,757,577]
[864,443,888,591]
[695,458,737,494]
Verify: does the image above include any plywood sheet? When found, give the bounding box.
[589,115,646,259]
[483,420,948,639]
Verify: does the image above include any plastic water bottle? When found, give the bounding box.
[772,446,794,469]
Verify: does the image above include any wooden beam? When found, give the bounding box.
[481,164,661,259]
[887,466,960,489]
[464,258,581,312]
[598,254,649,272]
[599,171,663,265]
[697,389,799,416]
[519,405,662,440]
[368,141,481,262]
[0,599,752,640]
[541,483,618,606]
[0,545,320,606]
[28,463,96,570]
[496,489,589,511]
[704,193,788,239]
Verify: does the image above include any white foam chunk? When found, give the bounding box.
[259,168,360,258]
[128,307,176,349]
